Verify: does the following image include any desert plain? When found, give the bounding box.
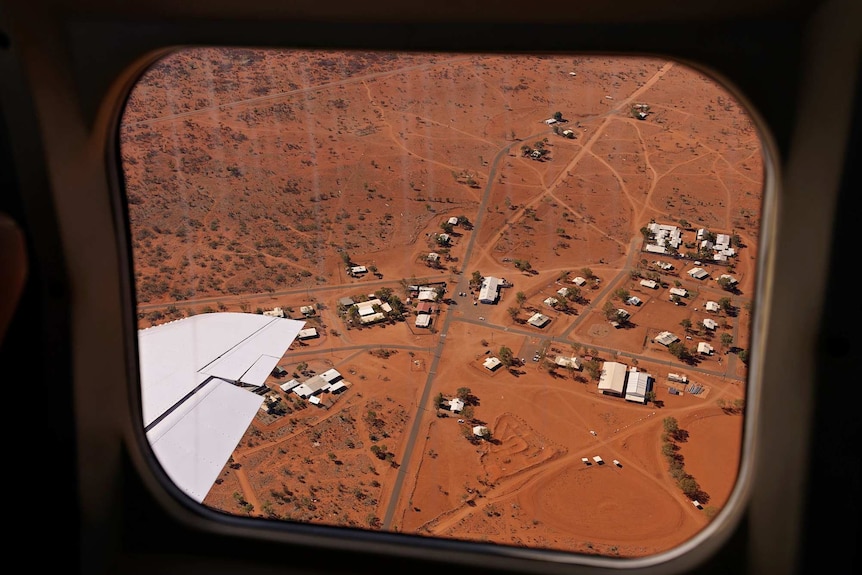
[122,48,763,558]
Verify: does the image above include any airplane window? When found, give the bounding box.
[119,48,768,561]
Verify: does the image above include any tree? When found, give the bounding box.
[680,318,692,332]
[471,270,483,287]
[433,392,445,410]
[738,348,749,364]
[678,476,701,499]
[516,291,526,307]
[719,297,733,313]
[581,267,595,279]
[640,226,653,240]
[584,359,602,381]
[717,276,734,290]
[499,346,514,367]
[340,251,352,266]
[720,333,734,348]
[614,288,630,301]
[663,416,680,435]
[668,341,691,361]
[566,286,581,302]
[461,405,475,420]
[440,221,454,234]
[507,306,520,321]
[602,301,617,320]
[553,111,563,121]
[456,387,472,401]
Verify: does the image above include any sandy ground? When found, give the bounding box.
[123,49,762,558]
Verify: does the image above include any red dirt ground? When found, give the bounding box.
[123,49,762,559]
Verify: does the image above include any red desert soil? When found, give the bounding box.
[123,49,762,558]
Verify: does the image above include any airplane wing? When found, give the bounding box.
[138,312,305,503]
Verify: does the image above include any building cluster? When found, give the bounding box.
[597,361,653,404]
[697,228,736,262]
[279,367,349,407]
[644,222,683,254]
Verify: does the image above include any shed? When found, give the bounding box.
[598,361,627,396]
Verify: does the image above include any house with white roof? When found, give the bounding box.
[555,356,582,370]
[640,279,658,289]
[418,289,438,301]
[544,297,558,307]
[572,276,587,286]
[705,301,720,312]
[655,331,679,346]
[598,361,628,397]
[626,296,642,306]
[483,357,502,371]
[320,369,342,383]
[702,318,718,330]
[528,313,551,328]
[448,216,459,226]
[300,305,315,316]
[669,287,688,297]
[448,398,465,412]
[263,307,285,318]
[688,267,708,280]
[479,276,502,304]
[279,378,302,393]
[698,342,714,355]
[557,287,570,298]
[297,327,319,339]
[415,314,431,328]
[350,265,368,276]
[719,274,739,286]
[473,425,490,438]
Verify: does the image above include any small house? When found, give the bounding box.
[698,342,714,355]
[640,279,658,289]
[688,267,708,280]
[483,357,502,371]
[655,331,679,346]
[626,296,642,306]
[528,313,551,328]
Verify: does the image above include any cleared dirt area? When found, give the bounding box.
[123,49,762,558]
